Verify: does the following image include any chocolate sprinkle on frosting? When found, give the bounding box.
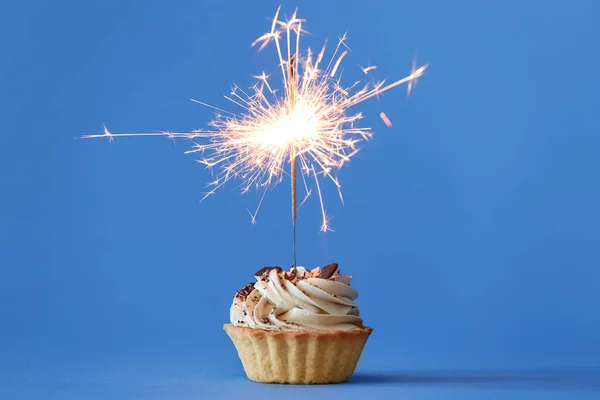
[235,282,255,300]
[285,267,297,280]
[318,263,338,279]
[254,266,282,277]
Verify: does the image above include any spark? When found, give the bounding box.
[330,50,348,78]
[82,7,427,232]
[407,59,423,96]
[361,65,377,74]
[380,112,392,127]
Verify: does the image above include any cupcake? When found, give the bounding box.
[224,263,372,384]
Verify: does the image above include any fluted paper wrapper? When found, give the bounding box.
[223,323,372,384]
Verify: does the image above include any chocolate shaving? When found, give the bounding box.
[285,267,297,281]
[235,282,255,300]
[254,266,282,277]
[318,263,338,279]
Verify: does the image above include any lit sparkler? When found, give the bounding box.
[82,7,427,266]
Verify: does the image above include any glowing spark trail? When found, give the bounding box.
[82,7,427,260]
[380,112,393,127]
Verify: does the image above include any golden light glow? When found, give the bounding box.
[82,7,427,232]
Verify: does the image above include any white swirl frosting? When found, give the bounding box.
[230,266,363,332]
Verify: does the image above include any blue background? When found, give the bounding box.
[2,0,599,398]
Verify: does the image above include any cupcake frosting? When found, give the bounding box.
[230,263,364,332]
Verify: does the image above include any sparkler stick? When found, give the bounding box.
[288,54,298,267]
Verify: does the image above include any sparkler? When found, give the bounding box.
[82,7,427,266]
